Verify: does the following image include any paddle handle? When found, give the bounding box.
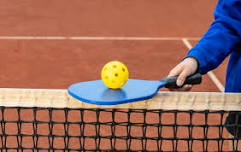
[162,73,202,89]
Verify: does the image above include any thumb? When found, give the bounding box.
[176,69,191,86]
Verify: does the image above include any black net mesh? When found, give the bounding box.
[0,107,240,151]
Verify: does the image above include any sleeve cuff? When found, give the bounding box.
[183,47,209,74]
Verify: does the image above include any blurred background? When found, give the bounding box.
[0,0,224,92]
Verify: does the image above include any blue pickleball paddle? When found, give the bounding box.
[68,73,202,105]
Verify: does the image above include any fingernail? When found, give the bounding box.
[186,85,192,88]
[177,80,183,86]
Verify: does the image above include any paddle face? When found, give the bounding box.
[68,73,202,105]
[68,79,164,105]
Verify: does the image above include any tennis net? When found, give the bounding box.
[0,88,241,151]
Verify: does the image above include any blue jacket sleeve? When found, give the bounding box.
[186,0,241,74]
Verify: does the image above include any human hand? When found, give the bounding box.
[168,57,198,91]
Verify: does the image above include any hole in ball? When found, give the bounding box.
[115,73,118,77]
[113,65,117,68]
[122,68,125,72]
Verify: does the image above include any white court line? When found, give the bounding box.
[182,38,225,92]
[0,36,201,41]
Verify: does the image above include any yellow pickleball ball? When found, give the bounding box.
[101,61,129,89]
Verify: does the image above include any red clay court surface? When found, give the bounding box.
[0,0,234,151]
[0,0,224,92]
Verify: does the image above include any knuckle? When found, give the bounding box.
[178,75,185,81]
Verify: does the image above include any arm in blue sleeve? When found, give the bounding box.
[186,0,241,74]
